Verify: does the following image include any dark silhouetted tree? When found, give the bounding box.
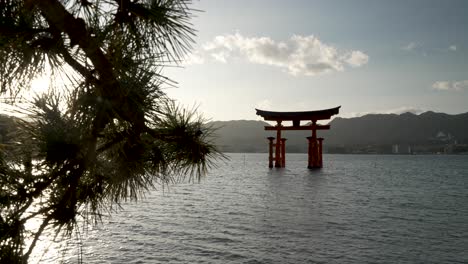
[0,0,221,262]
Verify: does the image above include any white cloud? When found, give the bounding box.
[432,81,451,91]
[200,33,369,76]
[211,52,228,63]
[342,106,427,118]
[402,42,458,54]
[402,42,418,51]
[344,50,369,67]
[183,51,205,65]
[453,80,468,90]
[381,106,427,115]
[432,80,468,91]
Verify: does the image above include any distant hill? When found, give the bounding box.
[208,120,271,152]
[324,111,468,145]
[208,111,468,153]
[3,112,467,154]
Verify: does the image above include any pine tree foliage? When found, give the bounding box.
[0,1,222,262]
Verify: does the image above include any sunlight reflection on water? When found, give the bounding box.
[31,153,468,263]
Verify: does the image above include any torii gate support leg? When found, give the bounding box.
[318,138,324,168]
[275,121,282,168]
[281,138,287,168]
[267,137,275,168]
[307,136,314,169]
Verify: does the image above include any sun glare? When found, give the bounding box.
[30,77,50,96]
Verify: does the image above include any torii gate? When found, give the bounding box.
[256,106,340,169]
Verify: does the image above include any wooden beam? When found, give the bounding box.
[264,125,330,131]
[256,106,340,121]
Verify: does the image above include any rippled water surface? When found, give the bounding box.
[33,154,468,263]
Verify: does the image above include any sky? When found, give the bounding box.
[163,0,468,121]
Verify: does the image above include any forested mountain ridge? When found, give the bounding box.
[324,111,468,145]
[207,111,468,153]
[3,111,467,154]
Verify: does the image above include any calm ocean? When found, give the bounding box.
[31,154,468,263]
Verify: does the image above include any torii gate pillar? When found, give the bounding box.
[274,121,282,168]
[267,137,275,168]
[281,138,287,168]
[318,138,324,168]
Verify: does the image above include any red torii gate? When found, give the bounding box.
[256,106,340,169]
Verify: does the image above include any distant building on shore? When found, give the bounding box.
[392,144,399,154]
[392,144,412,154]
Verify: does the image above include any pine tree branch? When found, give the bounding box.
[35,0,148,137]
[35,0,118,96]
[23,214,53,262]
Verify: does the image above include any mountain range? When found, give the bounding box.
[208,111,468,154]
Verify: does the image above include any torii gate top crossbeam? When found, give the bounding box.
[255,106,341,122]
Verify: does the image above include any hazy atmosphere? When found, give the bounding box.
[165,0,468,120]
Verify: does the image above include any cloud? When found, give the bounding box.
[401,42,428,56]
[402,42,458,55]
[381,106,427,115]
[344,51,369,67]
[432,80,468,91]
[432,81,451,91]
[402,42,418,51]
[200,33,369,76]
[183,51,205,65]
[342,106,427,118]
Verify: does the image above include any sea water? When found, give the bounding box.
[31,154,468,263]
